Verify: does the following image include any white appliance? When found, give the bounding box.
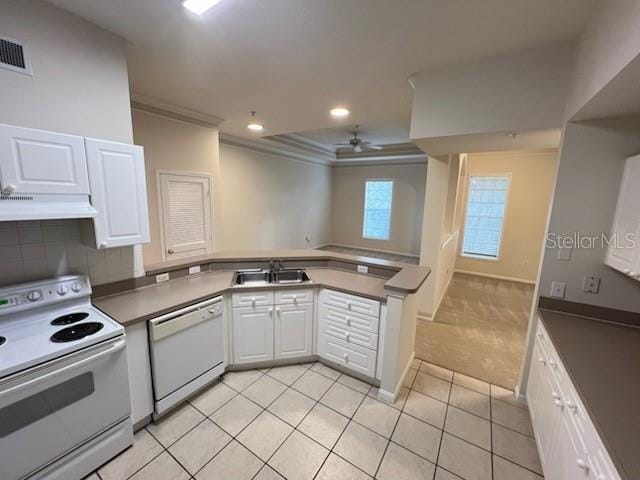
[0,276,133,480]
[149,296,225,417]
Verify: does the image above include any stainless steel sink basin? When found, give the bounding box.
[233,270,271,286]
[272,269,311,284]
[232,268,310,286]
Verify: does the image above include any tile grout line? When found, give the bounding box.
[432,365,454,480]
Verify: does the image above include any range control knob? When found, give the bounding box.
[26,290,42,302]
[71,282,83,293]
[56,285,69,296]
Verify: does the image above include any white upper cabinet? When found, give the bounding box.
[84,138,150,248]
[0,123,89,196]
[606,154,640,279]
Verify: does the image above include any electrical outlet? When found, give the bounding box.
[550,281,566,298]
[155,273,170,283]
[582,275,601,294]
[357,265,369,274]
[557,247,572,261]
[189,265,201,275]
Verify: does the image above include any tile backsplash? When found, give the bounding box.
[0,220,136,287]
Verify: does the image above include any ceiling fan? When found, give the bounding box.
[335,126,383,153]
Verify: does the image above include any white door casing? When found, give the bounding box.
[158,171,213,261]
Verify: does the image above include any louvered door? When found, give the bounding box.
[158,172,213,261]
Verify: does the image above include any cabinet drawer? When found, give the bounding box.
[318,303,379,334]
[232,291,274,307]
[318,334,376,378]
[275,288,313,305]
[319,317,379,351]
[320,289,380,318]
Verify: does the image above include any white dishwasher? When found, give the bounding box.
[149,296,225,417]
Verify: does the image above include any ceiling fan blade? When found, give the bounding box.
[364,145,383,150]
[334,143,352,146]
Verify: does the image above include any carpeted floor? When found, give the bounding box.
[415,273,535,389]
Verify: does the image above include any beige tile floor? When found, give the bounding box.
[88,360,543,480]
[416,273,535,389]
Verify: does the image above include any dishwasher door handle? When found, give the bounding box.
[150,306,221,342]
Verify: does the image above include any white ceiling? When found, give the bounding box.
[49,0,595,144]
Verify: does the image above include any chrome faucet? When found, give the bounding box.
[269,258,285,273]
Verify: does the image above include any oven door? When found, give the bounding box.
[0,337,131,480]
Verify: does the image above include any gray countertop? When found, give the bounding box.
[143,249,430,295]
[538,308,640,480]
[94,267,389,327]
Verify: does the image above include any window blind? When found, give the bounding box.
[462,175,509,258]
[363,180,393,240]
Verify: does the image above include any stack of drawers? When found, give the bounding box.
[317,289,380,378]
[528,321,620,480]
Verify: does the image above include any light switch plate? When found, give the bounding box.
[189,265,201,275]
[155,273,170,283]
[550,281,566,298]
[582,275,601,294]
[357,265,369,274]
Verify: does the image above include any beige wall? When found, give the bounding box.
[330,163,427,256]
[132,110,332,264]
[132,110,221,265]
[539,120,640,311]
[455,150,557,282]
[218,143,331,251]
[0,0,133,143]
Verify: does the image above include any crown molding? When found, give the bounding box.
[219,133,333,166]
[131,93,224,128]
[332,155,427,167]
[267,133,335,157]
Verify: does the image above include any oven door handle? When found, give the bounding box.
[1,339,126,398]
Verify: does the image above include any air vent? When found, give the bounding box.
[0,195,33,201]
[0,36,32,75]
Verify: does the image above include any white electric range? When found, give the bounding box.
[0,275,133,480]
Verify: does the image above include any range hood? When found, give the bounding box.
[0,193,97,221]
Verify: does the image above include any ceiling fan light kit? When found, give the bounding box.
[334,125,383,153]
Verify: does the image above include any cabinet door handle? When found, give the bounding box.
[1,183,16,195]
[554,399,564,409]
[552,391,561,400]
[347,301,352,310]
[345,333,351,342]
[268,307,273,317]
[566,400,578,412]
[576,459,589,471]
[549,359,558,369]
[276,307,281,315]
[538,357,546,365]
[168,249,175,254]
[343,353,349,362]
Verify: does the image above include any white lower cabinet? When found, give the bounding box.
[527,320,621,480]
[317,289,380,378]
[275,303,313,359]
[232,306,274,364]
[231,290,314,365]
[124,323,154,427]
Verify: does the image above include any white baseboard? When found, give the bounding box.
[377,351,415,404]
[454,269,536,285]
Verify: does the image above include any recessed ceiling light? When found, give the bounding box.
[330,107,350,118]
[182,0,222,15]
[247,111,264,132]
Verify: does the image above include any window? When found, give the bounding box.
[462,175,510,259]
[363,180,393,240]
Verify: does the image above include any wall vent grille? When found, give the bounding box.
[0,36,32,75]
[0,195,34,201]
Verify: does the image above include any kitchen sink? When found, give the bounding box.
[232,268,310,286]
[272,269,311,284]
